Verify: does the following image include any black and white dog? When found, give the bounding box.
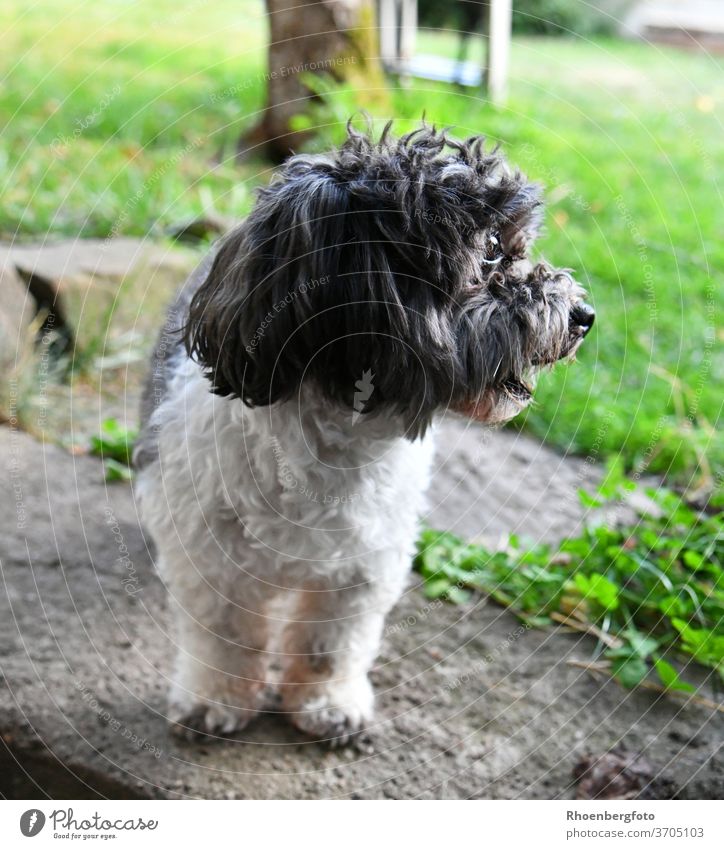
[134,123,594,744]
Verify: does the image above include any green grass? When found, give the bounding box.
[1,1,721,490]
[0,0,269,236]
[415,482,723,696]
[89,418,137,481]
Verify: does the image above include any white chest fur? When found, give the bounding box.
[137,359,435,581]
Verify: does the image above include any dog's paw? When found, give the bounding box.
[285,678,374,746]
[168,700,254,742]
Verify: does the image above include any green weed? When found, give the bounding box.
[414,486,723,696]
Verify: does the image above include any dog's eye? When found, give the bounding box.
[481,232,505,265]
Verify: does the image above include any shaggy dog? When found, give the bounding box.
[134,123,594,744]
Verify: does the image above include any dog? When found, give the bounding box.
[134,122,594,745]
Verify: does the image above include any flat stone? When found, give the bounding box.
[1,423,720,799]
[425,414,650,545]
[7,238,152,283]
[0,238,197,355]
[0,263,36,387]
[167,213,237,243]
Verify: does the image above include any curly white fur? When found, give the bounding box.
[135,358,435,742]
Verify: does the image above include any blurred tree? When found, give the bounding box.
[244,0,383,161]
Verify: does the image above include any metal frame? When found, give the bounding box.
[378,0,512,102]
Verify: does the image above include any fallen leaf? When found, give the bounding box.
[574,747,676,799]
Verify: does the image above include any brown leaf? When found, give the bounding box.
[574,747,676,799]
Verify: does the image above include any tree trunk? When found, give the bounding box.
[245,0,383,162]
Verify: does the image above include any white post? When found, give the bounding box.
[379,0,397,70]
[486,0,512,104]
[399,0,417,66]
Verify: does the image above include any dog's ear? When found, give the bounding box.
[498,179,543,257]
[184,165,351,406]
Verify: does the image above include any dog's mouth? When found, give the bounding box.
[453,304,595,425]
[532,313,593,367]
[560,334,585,361]
[531,335,583,367]
[452,375,535,424]
[501,376,534,403]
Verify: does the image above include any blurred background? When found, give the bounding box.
[1,0,720,497]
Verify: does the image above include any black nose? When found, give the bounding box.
[571,302,595,336]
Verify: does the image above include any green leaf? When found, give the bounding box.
[611,655,648,689]
[654,658,695,693]
[423,578,452,600]
[414,499,723,694]
[104,458,133,482]
[683,550,704,570]
[445,586,472,605]
[625,628,659,659]
[574,572,620,610]
[89,418,137,465]
[659,593,687,618]
[672,619,724,667]
[578,488,603,508]
[598,456,628,500]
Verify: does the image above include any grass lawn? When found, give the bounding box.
[1,0,721,492]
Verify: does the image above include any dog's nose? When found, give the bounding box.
[570,302,595,336]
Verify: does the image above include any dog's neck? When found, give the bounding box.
[248,383,411,467]
[221,382,435,525]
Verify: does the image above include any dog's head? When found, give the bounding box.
[185,122,594,435]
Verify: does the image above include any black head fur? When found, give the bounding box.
[184,122,589,436]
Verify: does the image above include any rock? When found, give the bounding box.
[9,238,149,284]
[0,263,36,404]
[1,238,198,355]
[167,213,236,243]
[424,414,648,544]
[1,424,722,799]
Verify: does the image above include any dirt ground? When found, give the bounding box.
[1,422,721,800]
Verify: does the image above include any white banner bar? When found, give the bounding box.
[1,800,721,848]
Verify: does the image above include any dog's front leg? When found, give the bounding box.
[160,547,272,740]
[279,562,406,744]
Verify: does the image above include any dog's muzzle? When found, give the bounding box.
[454,301,596,424]
[558,301,595,361]
[570,302,595,337]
